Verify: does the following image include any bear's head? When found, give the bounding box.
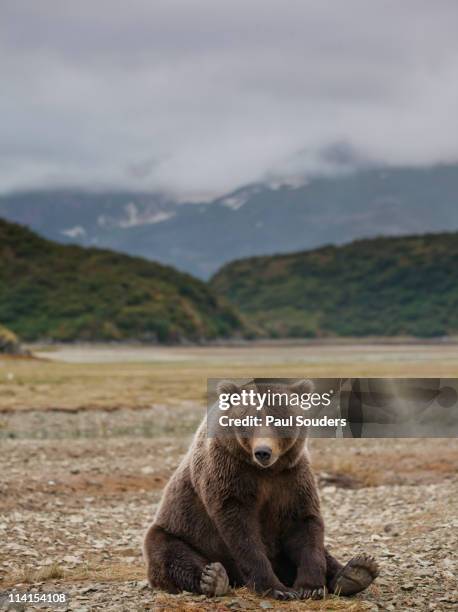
[211,378,314,469]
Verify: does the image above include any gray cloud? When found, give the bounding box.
[1,0,458,197]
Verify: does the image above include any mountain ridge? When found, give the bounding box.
[2,164,458,278]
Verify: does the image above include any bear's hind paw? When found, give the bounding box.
[332,553,379,596]
[200,562,229,597]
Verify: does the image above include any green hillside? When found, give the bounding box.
[0,218,244,342]
[211,233,458,338]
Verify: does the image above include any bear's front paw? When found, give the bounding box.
[294,565,326,600]
[200,562,229,597]
[297,586,326,600]
[271,588,299,601]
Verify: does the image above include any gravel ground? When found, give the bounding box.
[1,408,457,612]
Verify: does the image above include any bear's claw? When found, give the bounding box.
[332,553,379,596]
[271,589,299,600]
[299,586,326,599]
[200,562,229,596]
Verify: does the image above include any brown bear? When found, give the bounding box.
[143,379,379,601]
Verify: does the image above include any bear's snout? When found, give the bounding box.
[254,445,273,466]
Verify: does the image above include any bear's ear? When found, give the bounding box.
[290,379,314,394]
[216,380,240,396]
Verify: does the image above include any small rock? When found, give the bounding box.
[401,582,415,591]
[63,555,82,564]
[383,524,400,536]
[439,594,458,603]
[226,599,252,610]
[371,534,382,541]
[141,466,154,475]
[137,580,149,590]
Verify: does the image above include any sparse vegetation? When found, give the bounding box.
[13,562,65,585]
[0,324,22,354]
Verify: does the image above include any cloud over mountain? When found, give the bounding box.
[2,0,458,196]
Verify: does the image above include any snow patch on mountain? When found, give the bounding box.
[220,195,248,210]
[219,185,263,210]
[61,225,86,238]
[97,202,175,229]
[118,202,175,227]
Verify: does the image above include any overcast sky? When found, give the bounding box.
[2,0,458,198]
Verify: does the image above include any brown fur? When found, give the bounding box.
[143,380,378,600]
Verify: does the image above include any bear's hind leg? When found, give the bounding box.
[326,550,379,596]
[144,525,229,596]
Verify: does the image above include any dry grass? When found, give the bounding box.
[12,562,65,585]
[67,561,145,584]
[4,563,370,611]
[36,562,65,582]
[152,588,372,612]
[3,561,144,589]
[2,342,458,412]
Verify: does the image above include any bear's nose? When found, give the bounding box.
[254,446,272,464]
